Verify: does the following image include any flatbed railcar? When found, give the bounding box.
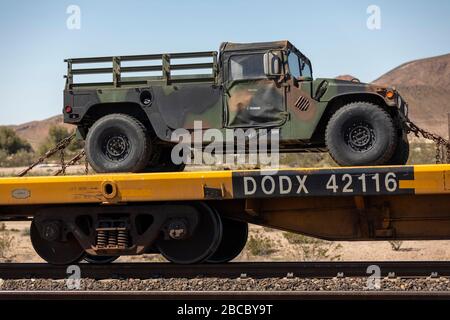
[1,164,450,265]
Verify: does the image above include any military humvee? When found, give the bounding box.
[63,41,409,173]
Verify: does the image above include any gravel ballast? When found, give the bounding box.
[1,277,450,291]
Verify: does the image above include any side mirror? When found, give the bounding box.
[263,51,282,77]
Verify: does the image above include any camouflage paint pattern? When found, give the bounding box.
[225,80,285,127]
[63,41,406,148]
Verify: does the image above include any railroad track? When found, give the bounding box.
[0,261,450,280]
[1,262,450,300]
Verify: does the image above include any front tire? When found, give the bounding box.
[387,134,409,165]
[85,114,151,173]
[325,102,397,166]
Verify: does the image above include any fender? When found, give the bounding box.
[315,78,397,107]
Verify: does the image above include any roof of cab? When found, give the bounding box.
[219,40,292,53]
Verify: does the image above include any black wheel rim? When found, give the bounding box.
[30,220,85,265]
[102,134,131,161]
[344,121,376,152]
[156,203,223,264]
[206,219,248,263]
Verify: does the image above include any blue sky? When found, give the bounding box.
[0,0,449,124]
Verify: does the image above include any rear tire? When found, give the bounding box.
[145,146,186,172]
[325,102,397,166]
[85,114,151,173]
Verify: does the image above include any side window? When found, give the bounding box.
[288,53,301,78]
[300,58,312,78]
[229,54,265,80]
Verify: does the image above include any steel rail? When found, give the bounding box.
[0,261,450,280]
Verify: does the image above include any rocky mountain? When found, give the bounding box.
[5,115,73,150]
[373,53,450,138]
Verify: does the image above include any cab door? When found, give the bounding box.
[224,52,286,128]
[285,51,318,140]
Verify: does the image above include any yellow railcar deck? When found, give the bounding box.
[0,164,449,206]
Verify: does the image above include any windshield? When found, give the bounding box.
[288,52,301,78]
[300,57,312,78]
[287,50,312,78]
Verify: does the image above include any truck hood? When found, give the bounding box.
[313,77,397,106]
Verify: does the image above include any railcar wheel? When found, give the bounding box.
[156,203,222,264]
[30,220,85,265]
[84,255,119,264]
[207,218,248,263]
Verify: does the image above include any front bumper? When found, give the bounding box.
[396,93,409,118]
